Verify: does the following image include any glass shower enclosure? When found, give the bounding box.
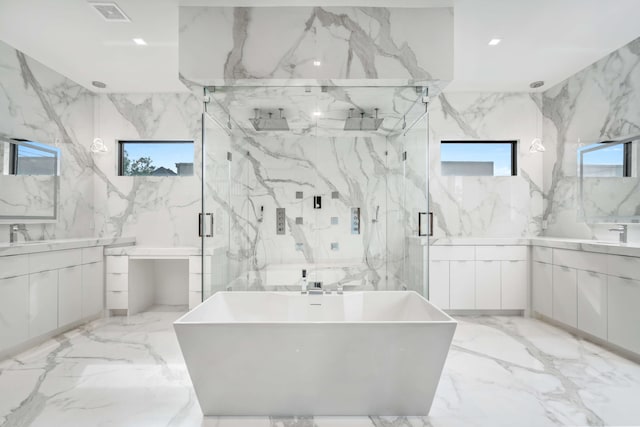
[200,85,431,301]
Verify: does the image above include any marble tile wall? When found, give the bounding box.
[0,40,95,242]
[92,93,202,247]
[428,92,544,238]
[542,36,640,241]
[178,6,453,86]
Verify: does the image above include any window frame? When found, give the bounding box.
[440,140,518,177]
[117,140,194,177]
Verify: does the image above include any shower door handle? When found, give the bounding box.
[198,213,214,237]
[207,213,213,237]
[418,212,434,237]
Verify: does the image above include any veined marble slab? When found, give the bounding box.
[104,246,200,257]
[1,312,640,426]
[429,236,640,257]
[0,236,135,257]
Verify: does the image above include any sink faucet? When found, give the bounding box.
[608,224,628,243]
[9,224,30,243]
[307,281,324,295]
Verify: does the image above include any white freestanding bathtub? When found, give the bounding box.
[174,291,456,416]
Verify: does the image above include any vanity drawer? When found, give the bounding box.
[430,246,475,261]
[476,246,528,261]
[553,249,607,274]
[106,291,128,310]
[0,255,29,279]
[29,249,82,273]
[106,256,128,274]
[532,246,552,264]
[607,255,640,281]
[189,256,201,274]
[82,247,103,264]
[106,273,128,291]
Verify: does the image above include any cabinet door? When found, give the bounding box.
[476,260,501,309]
[532,261,552,317]
[501,260,527,309]
[450,260,475,309]
[552,265,577,327]
[0,276,29,353]
[82,262,104,318]
[429,260,450,309]
[608,276,640,354]
[58,265,82,327]
[29,270,58,338]
[577,270,607,340]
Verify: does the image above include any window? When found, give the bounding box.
[440,140,517,176]
[118,140,194,176]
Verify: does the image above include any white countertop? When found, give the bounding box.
[0,236,136,257]
[104,246,200,257]
[430,236,640,257]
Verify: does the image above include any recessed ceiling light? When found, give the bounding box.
[91,80,107,89]
[488,38,502,46]
[88,2,130,22]
[529,80,545,89]
[133,38,147,46]
[313,111,322,117]
[313,60,321,67]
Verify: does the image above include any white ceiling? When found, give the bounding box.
[0,0,639,93]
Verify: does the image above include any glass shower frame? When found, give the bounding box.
[200,85,431,301]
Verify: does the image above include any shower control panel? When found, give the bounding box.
[351,207,360,234]
[276,208,286,235]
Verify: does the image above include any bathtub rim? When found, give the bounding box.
[174,290,457,326]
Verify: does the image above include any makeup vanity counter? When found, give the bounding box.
[103,246,202,314]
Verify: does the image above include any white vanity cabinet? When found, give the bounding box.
[450,260,475,309]
[606,254,640,355]
[429,244,528,311]
[0,274,29,352]
[58,265,83,327]
[551,265,577,328]
[0,241,118,358]
[428,260,450,309]
[29,269,59,338]
[577,270,607,340]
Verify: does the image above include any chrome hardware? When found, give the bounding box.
[608,224,628,243]
[308,281,323,295]
[9,224,30,243]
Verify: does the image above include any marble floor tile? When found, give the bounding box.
[1,312,639,427]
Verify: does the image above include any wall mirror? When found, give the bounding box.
[0,136,60,222]
[578,135,640,223]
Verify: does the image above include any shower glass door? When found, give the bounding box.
[401,105,430,297]
[201,110,232,300]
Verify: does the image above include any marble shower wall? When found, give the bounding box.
[428,92,544,238]
[179,6,453,86]
[542,36,640,241]
[0,40,94,242]
[92,93,202,247]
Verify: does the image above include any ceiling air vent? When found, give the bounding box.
[89,2,130,22]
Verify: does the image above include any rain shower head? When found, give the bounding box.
[250,108,290,131]
[344,108,383,131]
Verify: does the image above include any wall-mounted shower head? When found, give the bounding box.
[250,108,290,131]
[344,108,383,131]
